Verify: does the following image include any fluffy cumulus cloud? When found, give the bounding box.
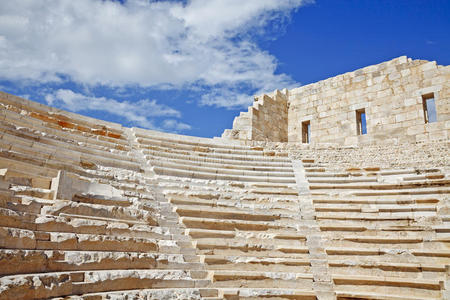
[45,89,180,129]
[0,0,308,125]
[161,119,192,132]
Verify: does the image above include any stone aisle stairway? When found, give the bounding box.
[0,97,213,299]
[302,158,450,300]
[133,129,323,299]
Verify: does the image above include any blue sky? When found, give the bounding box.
[0,0,449,138]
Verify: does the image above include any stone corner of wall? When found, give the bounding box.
[220,90,289,143]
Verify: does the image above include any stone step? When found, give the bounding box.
[411,249,450,258]
[314,204,437,213]
[0,156,59,178]
[143,148,293,168]
[335,290,440,300]
[318,219,443,231]
[195,239,309,256]
[0,226,197,254]
[168,196,299,215]
[41,201,157,225]
[309,180,450,190]
[328,235,426,244]
[180,216,297,232]
[0,207,38,230]
[333,274,443,299]
[0,109,130,151]
[0,208,175,239]
[0,194,53,214]
[10,186,54,200]
[140,138,267,157]
[141,144,291,164]
[1,132,140,172]
[193,234,306,251]
[308,177,379,184]
[316,211,437,221]
[249,187,299,195]
[186,228,306,241]
[219,288,316,300]
[0,270,210,300]
[329,260,446,279]
[326,247,450,260]
[149,154,294,172]
[349,187,450,196]
[0,249,204,276]
[210,270,314,289]
[402,174,446,181]
[65,288,210,300]
[134,129,253,151]
[323,242,447,252]
[318,223,440,232]
[313,197,440,205]
[72,193,133,207]
[305,168,442,179]
[380,168,442,176]
[175,205,285,222]
[0,125,134,165]
[3,108,127,145]
[0,147,117,179]
[154,166,296,183]
[204,254,311,272]
[150,159,295,178]
[149,156,294,175]
[0,168,53,189]
[136,133,291,159]
[160,181,299,196]
[163,190,300,206]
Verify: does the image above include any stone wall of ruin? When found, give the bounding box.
[222,56,449,146]
[222,90,288,142]
[288,56,449,145]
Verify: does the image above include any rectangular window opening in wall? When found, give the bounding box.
[356,109,367,135]
[422,93,437,123]
[302,121,310,143]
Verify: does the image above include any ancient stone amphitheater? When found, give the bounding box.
[0,56,449,299]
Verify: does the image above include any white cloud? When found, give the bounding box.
[45,89,181,129]
[162,119,192,132]
[0,0,308,108]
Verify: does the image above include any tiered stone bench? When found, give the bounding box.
[132,129,319,299]
[0,92,449,299]
[0,94,213,299]
[302,159,449,300]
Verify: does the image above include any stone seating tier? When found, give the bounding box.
[0,92,449,299]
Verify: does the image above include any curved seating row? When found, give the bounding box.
[1,92,449,299]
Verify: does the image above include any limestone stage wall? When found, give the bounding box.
[222,56,449,146]
[288,56,449,145]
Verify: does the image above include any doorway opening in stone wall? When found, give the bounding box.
[356,108,367,135]
[302,120,310,143]
[422,93,437,123]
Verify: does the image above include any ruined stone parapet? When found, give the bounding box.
[222,89,289,142]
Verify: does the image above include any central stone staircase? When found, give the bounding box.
[132,129,319,299]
